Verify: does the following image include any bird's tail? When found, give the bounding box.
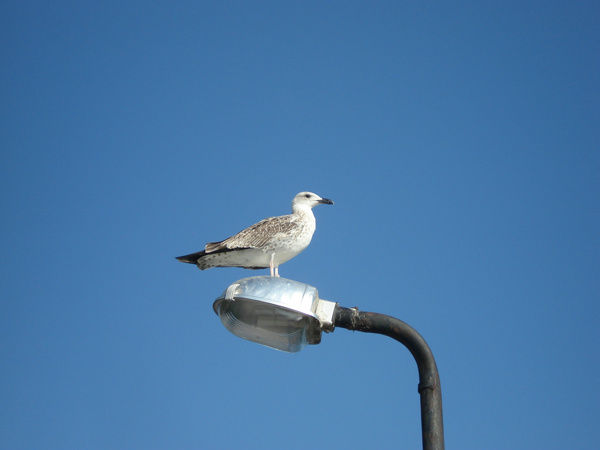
[175,250,206,264]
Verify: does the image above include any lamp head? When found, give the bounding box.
[213,276,336,352]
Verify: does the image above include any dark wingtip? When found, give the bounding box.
[175,251,205,264]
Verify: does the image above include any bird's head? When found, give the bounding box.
[292,191,334,212]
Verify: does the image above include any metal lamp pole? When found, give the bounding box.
[333,306,444,450]
[211,276,444,449]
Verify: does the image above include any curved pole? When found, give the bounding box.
[333,306,444,450]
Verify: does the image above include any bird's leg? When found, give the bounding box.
[269,253,275,277]
[275,266,280,277]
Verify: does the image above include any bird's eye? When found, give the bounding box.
[305,194,311,198]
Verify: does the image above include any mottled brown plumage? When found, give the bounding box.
[176,192,333,277]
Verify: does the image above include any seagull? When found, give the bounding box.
[176,191,334,277]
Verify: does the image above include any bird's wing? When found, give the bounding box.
[205,215,297,253]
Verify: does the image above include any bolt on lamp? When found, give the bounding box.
[212,275,445,450]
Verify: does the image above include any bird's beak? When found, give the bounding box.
[318,198,334,205]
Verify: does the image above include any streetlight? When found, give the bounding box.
[212,276,444,450]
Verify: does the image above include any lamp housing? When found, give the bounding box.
[212,276,336,352]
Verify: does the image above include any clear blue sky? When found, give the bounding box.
[2,1,598,449]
